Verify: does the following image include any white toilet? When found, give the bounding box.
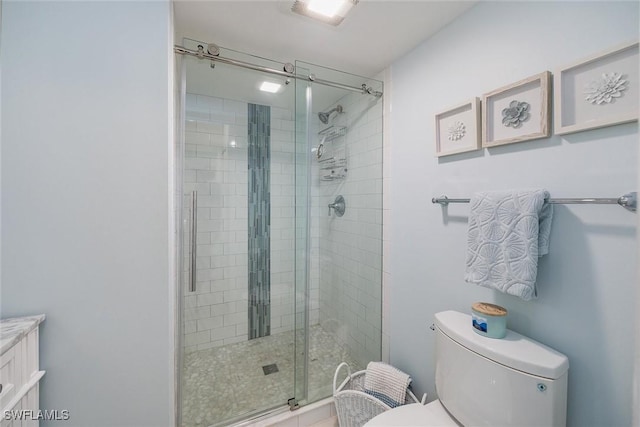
[365,310,569,426]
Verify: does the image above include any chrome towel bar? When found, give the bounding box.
[432,191,637,212]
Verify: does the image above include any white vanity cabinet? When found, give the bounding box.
[0,316,45,427]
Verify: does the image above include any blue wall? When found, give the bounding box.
[1,2,174,426]
[389,2,638,426]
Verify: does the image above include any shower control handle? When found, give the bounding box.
[328,195,345,217]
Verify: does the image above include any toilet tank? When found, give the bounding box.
[434,311,569,427]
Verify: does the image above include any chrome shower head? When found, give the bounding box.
[318,105,343,124]
[318,111,330,124]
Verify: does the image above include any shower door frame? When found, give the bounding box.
[293,72,313,406]
[174,52,187,427]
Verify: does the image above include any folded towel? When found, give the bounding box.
[464,189,553,301]
[363,361,411,408]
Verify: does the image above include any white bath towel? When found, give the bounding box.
[464,189,553,301]
[363,361,411,408]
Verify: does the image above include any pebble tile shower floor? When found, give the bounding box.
[182,325,362,427]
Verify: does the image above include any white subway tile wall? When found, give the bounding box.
[182,93,297,352]
[181,89,382,367]
[315,92,383,367]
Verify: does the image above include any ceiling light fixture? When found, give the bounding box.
[292,0,358,26]
[259,81,282,93]
[307,0,343,17]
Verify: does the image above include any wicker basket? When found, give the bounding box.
[332,362,420,427]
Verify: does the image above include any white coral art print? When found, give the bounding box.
[448,120,466,141]
[584,72,628,105]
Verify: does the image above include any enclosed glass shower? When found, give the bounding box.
[175,40,383,427]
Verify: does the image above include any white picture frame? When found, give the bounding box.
[554,40,639,135]
[482,71,551,148]
[435,97,481,157]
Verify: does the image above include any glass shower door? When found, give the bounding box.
[178,40,304,427]
[176,40,384,425]
[293,60,384,405]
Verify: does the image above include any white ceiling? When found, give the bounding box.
[174,0,477,78]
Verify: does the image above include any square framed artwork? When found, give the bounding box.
[482,71,551,148]
[554,41,639,135]
[435,97,481,157]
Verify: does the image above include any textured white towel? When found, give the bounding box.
[363,361,411,408]
[464,189,553,301]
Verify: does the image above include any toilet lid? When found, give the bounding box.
[363,401,461,427]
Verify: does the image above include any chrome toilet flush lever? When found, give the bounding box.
[328,195,346,217]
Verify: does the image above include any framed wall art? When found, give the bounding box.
[482,71,551,148]
[435,97,481,157]
[554,41,639,135]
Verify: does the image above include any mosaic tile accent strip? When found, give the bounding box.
[248,103,271,339]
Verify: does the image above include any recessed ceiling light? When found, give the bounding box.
[307,0,343,18]
[292,0,358,26]
[260,82,282,93]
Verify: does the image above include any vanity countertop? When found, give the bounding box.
[0,314,45,355]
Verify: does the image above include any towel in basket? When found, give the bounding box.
[363,361,411,408]
[332,362,420,427]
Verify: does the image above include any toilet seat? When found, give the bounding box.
[363,401,461,427]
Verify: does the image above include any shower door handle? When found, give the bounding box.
[190,191,198,292]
